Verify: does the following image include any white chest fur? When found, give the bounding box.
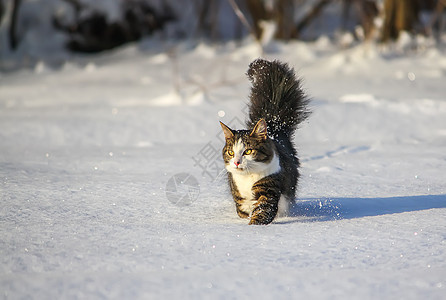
[229,152,281,213]
[231,172,264,201]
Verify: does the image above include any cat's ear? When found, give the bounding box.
[250,119,267,140]
[220,122,234,140]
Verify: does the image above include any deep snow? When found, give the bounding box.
[1,38,446,299]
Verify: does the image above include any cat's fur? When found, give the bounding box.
[220,58,310,225]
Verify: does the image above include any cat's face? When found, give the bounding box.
[220,119,274,174]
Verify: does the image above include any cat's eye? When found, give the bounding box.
[244,149,253,155]
[227,150,234,156]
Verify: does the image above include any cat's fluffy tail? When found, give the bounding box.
[246,58,310,143]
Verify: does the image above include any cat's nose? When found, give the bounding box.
[234,160,241,167]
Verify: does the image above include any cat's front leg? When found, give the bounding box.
[249,195,279,225]
[249,175,281,225]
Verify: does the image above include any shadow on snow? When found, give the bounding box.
[277,194,446,223]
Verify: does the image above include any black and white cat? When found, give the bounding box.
[220,58,310,225]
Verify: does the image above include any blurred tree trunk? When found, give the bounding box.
[245,0,272,40]
[359,1,378,40]
[10,0,22,50]
[342,0,378,41]
[382,0,420,41]
[196,0,220,39]
[426,0,446,37]
[1,1,5,25]
[274,0,294,39]
[245,0,295,40]
[341,0,354,31]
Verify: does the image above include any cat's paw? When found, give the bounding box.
[249,208,274,225]
[248,217,271,225]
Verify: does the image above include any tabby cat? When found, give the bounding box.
[220,58,310,225]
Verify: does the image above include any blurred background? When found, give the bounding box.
[1,4,446,298]
[1,0,445,71]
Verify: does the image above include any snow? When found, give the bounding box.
[1,37,446,299]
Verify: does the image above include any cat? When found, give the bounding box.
[220,58,310,225]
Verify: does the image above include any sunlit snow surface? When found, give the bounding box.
[1,40,446,299]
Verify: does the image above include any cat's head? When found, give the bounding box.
[220,119,275,174]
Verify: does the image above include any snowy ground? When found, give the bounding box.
[1,38,446,299]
